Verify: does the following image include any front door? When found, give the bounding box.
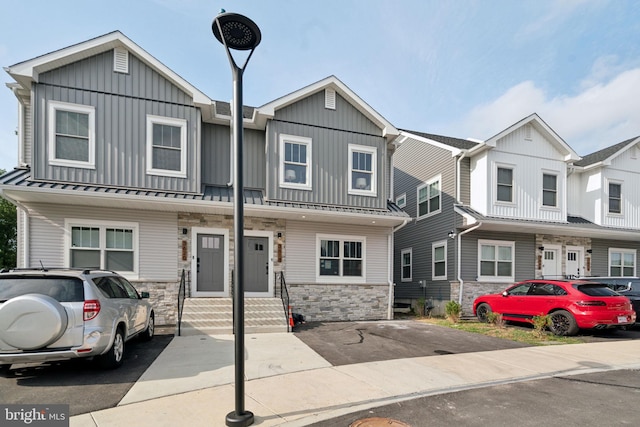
[566,246,584,278]
[244,236,269,295]
[542,246,561,279]
[192,229,229,297]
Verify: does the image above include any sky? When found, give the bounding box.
[1,0,639,172]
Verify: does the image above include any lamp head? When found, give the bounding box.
[212,12,261,50]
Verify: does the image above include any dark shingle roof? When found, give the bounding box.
[574,137,638,167]
[214,101,255,119]
[401,130,480,150]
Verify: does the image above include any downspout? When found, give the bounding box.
[388,218,410,319]
[457,222,482,306]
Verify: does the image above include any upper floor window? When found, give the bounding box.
[432,241,447,280]
[417,175,441,218]
[66,219,138,278]
[609,248,636,276]
[401,248,412,281]
[542,173,557,207]
[396,193,407,208]
[48,101,95,169]
[280,134,312,190]
[478,239,514,282]
[317,234,365,282]
[608,182,622,214]
[348,144,377,196]
[146,115,187,178]
[497,167,513,202]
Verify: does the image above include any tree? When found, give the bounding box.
[0,169,17,269]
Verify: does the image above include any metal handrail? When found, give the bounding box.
[177,269,186,336]
[276,272,291,332]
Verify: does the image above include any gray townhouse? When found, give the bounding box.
[0,31,410,328]
[392,114,640,316]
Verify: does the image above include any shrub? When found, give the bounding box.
[486,311,505,328]
[445,300,461,323]
[532,314,551,338]
[416,297,426,317]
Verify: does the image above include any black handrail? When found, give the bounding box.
[177,269,186,336]
[276,272,291,332]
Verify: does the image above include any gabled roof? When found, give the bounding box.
[574,136,640,168]
[483,113,581,162]
[4,31,210,106]
[399,129,480,151]
[257,75,399,139]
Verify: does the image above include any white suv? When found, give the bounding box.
[0,268,154,370]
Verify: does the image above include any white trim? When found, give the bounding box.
[63,218,139,280]
[494,163,515,205]
[395,192,406,208]
[608,247,637,277]
[348,144,377,197]
[146,115,187,178]
[244,230,274,297]
[606,179,623,216]
[316,233,366,283]
[48,101,95,169]
[477,239,515,282]
[401,247,412,282]
[541,170,559,208]
[279,134,312,190]
[432,240,447,281]
[191,227,229,297]
[416,174,441,220]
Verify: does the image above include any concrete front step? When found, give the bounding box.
[178,297,289,336]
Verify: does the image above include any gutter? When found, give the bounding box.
[457,222,482,307]
[388,217,411,319]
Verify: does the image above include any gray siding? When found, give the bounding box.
[201,124,265,189]
[591,239,640,276]
[32,50,199,192]
[459,156,471,205]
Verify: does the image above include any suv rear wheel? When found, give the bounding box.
[140,312,154,341]
[97,327,125,369]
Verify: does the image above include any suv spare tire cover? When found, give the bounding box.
[0,294,69,350]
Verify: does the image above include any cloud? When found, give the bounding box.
[458,65,640,155]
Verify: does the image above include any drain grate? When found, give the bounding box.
[350,417,411,427]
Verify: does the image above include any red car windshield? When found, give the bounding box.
[575,283,621,297]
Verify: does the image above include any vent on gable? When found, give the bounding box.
[113,48,129,74]
[325,88,336,110]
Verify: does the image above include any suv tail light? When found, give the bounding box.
[83,299,101,321]
[576,300,606,307]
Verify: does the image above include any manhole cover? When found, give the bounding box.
[350,417,411,427]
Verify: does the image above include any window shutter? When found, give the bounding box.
[325,88,336,110]
[114,48,129,74]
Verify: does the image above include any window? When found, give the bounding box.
[401,248,412,281]
[66,220,138,276]
[478,240,514,281]
[417,176,441,218]
[48,101,95,168]
[609,248,636,276]
[280,134,312,190]
[146,115,187,178]
[432,241,447,280]
[317,234,365,281]
[395,193,406,208]
[542,173,557,207]
[348,144,377,196]
[608,182,622,214]
[497,167,513,202]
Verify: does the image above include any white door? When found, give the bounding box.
[566,246,584,278]
[542,245,561,279]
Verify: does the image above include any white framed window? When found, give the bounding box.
[48,101,95,168]
[432,241,447,280]
[146,115,187,178]
[348,144,377,196]
[609,248,636,277]
[65,219,139,278]
[608,181,622,215]
[417,175,441,219]
[316,234,366,283]
[401,248,412,282]
[496,166,513,203]
[395,193,406,208]
[542,173,557,207]
[280,134,312,190]
[478,239,514,282]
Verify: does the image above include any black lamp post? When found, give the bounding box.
[212,11,261,427]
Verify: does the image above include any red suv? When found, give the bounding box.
[473,279,636,336]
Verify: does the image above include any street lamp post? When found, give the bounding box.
[212,11,261,427]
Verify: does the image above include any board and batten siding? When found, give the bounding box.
[601,152,640,229]
[33,50,200,193]
[201,124,265,189]
[284,221,391,284]
[24,203,178,281]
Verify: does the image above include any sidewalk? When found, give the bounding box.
[70,334,640,427]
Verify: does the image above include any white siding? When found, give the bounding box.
[25,203,178,280]
[470,153,488,215]
[285,220,390,283]
[602,151,640,228]
[566,171,582,216]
